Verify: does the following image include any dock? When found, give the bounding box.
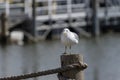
[0,0,120,41]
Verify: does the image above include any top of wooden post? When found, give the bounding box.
[60,54,87,79]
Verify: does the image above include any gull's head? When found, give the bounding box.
[62,28,70,36]
[63,28,70,33]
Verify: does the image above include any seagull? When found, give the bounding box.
[61,28,79,54]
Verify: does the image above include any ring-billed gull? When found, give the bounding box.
[61,28,79,54]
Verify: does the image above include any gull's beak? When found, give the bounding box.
[63,32,67,36]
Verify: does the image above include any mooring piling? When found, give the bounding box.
[0,54,87,80]
[59,54,87,80]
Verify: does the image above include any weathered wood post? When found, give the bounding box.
[91,0,100,36]
[32,0,37,37]
[105,0,108,25]
[67,0,72,27]
[59,54,87,80]
[0,12,8,43]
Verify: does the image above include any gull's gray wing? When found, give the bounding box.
[73,32,79,41]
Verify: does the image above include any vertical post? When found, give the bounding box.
[48,0,52,27]
[67,0,72,27]
[92,0,100,36]
[24,0,32,17]
[60,54,85,80]
[85,0,90,25]
[27,0,32,17]
[52,0,57,14]
[24,0,29,14]
[105,0,108,25]
[32,0,36,37]
[5,0,10,16]
[0,13,8,43]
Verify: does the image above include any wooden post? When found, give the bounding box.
[60,54,85,80]
[5,0,10,16]
[92,0,100,36]
[0,12,8,43]
[48,0,52,27]
[32,0,36,37]
[105,0,108,25]
[67,0,72,27]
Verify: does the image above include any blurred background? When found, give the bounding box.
[0,0,120,80]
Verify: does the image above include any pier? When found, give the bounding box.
[0,0,120,41]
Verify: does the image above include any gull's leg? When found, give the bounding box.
[64,46,67,54]
[69,46,71,54]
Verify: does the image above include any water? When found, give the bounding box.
[0,32,120,80]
